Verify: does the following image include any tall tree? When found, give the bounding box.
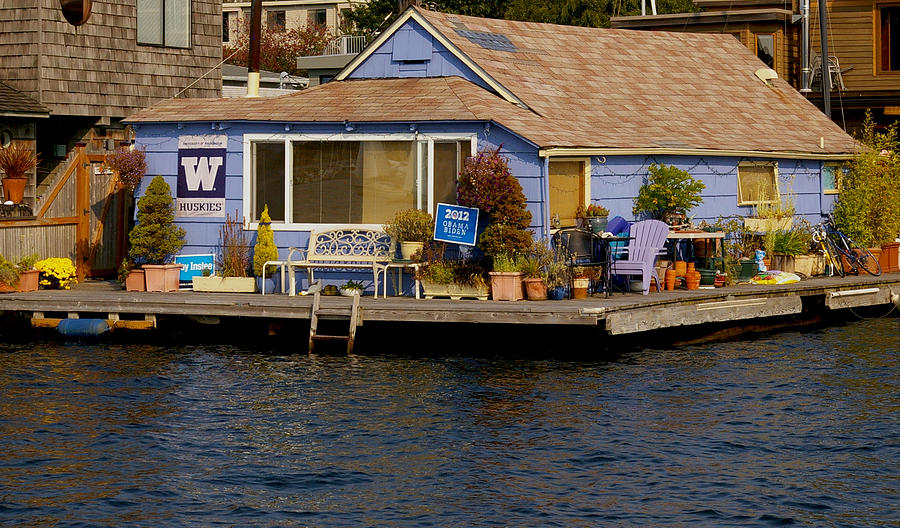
[224,20,337,75]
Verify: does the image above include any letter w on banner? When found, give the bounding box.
[176,135,227,217]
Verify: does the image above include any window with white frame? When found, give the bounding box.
[246,135,474,226]
[737,161,778,205]
[823,162,847,194]
[137,0,191,48]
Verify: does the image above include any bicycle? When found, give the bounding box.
[812,215,882,277]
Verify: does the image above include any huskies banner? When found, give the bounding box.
[176,135,226,217]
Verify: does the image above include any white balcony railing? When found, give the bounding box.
[322,35,366,56]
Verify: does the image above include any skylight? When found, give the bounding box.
[455,29,517,52]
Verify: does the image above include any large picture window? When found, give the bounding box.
[137,0,191,48]
[880,5,900,72]
[246,135,474,227]
[737,161,778,205]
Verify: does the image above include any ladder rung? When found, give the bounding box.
[311,334,350,342]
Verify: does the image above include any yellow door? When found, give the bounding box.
[549,160,586,227]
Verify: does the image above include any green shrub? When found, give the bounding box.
[128,175,185,264]
[253,205,279,276]
[383,208,433,243]
[833,112,900,247]
[633,163,705,220]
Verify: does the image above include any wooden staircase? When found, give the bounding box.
[308,291,361,353]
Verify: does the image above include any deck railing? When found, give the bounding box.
[322,35,366,56]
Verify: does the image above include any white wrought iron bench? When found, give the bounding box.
[277,228,396,297]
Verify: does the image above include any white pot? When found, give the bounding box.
[400,241,424,260]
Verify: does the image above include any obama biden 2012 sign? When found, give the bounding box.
[176,135,226,218]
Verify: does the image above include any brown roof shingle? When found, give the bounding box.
[128,7,858,156]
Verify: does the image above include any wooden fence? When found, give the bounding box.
[0,147,127,280]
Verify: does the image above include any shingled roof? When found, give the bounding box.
[128,7,858,157]
[0,81,49,118]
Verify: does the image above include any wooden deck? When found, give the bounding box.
[1,273,898,338]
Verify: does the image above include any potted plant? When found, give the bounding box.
[118,258,146,292]
[457,148,532,300]
[633,163,705,226]
[833,113,900,272]
[128,175,185,292]
[193,213,257,292]
[571,266,590,299]
[34,257,77,290]
[339,280,364,296]
[15,254,40,292]
[383,208,433,260]
[744,185,795,233]
[253,204,280,294]
[770,221,815,275]
[519,238,553,300]
[713,216,759,283]
[0,143,39,204]
[415,242,490,300]
[582,203,610,234]
[0,256,18,292]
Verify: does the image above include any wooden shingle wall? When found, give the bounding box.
[0,0,221,120]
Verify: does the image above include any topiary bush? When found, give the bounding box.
[457,147,532,259]
[253,204,279,276]
[128,175,185,264]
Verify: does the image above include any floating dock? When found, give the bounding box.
[1,273,898,346]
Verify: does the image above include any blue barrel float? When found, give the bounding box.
[57,318,110,337]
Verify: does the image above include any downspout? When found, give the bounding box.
[800,0,811,93]
[542,156,551,240]
[246,0,262,97]
[818,0,831,118]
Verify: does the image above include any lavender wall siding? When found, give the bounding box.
[346,19,493,93]
[590,155,831,225]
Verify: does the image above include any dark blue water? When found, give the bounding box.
[1,318,898,527]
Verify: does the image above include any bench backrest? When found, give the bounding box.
[306,229,394,264]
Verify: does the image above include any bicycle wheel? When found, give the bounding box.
[841,237,882,276]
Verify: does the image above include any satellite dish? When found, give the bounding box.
[59,0,92,27]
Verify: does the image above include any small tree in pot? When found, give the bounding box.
[633,163,705,225]
[253,205,280,293]
[128,175,185,291]
[0,143,39,204]
[383,208,433,260]
[457,147,533,301]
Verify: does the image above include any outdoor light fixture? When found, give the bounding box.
[284,124,292,131]
[344,120,354,132]
[409,123,417,132]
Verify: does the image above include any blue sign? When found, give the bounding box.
[433,203,479,246]
[174,253,215,283]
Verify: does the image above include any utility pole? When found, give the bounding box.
[247,0,262,97]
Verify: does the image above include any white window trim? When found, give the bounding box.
[243,132,476,230]
[737,161,779,206]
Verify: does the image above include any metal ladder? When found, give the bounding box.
[308,291,360,354]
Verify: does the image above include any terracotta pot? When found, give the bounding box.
[880,242,899,273]
[2,177,27,203]
[489,271,524,301]
[0,281,15,293]
[665,269,677,291]
[523,277,548,300]
[125,269,146,291]
[17,269,39,292]
[143,264,181,292]
[674,260,687,276]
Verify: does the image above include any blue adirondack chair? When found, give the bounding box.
[610,219,669,295]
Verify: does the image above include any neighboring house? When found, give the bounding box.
[223,64,308,97]
[611,0,900,130]
[127,6,857,264]
[297,34,368,86]
[0,0,221,276]
[222,0,363,42]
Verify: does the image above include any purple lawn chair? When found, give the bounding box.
[610,220,669,295]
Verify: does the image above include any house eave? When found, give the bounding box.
[0,111,50,119]
[538,147,855,161]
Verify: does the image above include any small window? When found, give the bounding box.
[738,162,778,206]
[823,163,847,194]
[879,5,900,72]
[137,0,191,48]
[756,34,775,68]
[222,11,234,43]
[267,10,285,31]
[309,8,327,26]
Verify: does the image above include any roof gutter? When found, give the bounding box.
[538,147,855,161]
[0,111,50,119]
